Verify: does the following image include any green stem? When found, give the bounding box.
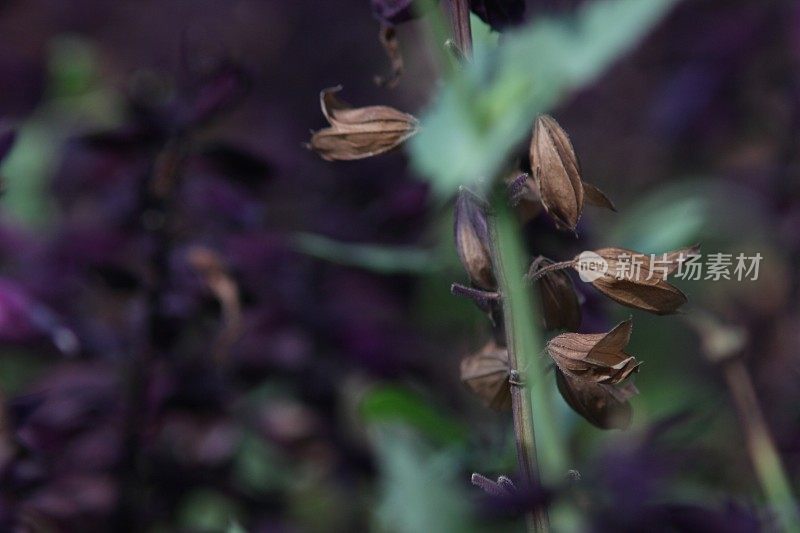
[723,359,800,533]
[489,193,568,532]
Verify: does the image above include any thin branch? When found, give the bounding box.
[488,200,551,533]
[722,359,800,532]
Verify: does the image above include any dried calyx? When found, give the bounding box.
[460,340,511,411]
[454,189,495,290]
[555,370,638,430]
[579,245,699,315]
[546,319,639,384]
[307,86,419,161]
[528,256,581,331]
[547,319,640,429]
[529,115,615,231]
[526,245,699,315]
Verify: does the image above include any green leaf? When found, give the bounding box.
[290,232,439,274]
[360,385,467,445]
[410,0,680,197]
[606,179,769,252]
[371,427,474,533]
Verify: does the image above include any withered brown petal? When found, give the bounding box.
[530,115,584,231]
[582,181,617,212]
[581,248,690,314]
[460,341,511,411]
[592,276,687,315]
[532,257,581,331]
[454,190,495,290]
[555,369,636,430]
[547,319,639,384]
[308,86,419,161]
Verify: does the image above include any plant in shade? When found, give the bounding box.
[307,0,703,530]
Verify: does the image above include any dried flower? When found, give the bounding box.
[555,369,638,430]
[460,340,511,410]
[307,86,419,161]
[530,115,584,231]
[529,256,581,331]
[576,245,699,314]
[454,189,495,290]
[530,115,616,231]
[546,319,639,384]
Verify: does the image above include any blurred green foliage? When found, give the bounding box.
[360,385,468,445]
[411,0,680,198]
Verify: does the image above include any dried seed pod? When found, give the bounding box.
[530,256,581,331]
[530,115,584,231]
[546,319,639,384]
[307,86,419,161]
[460,341,510,410]
[576,246,698,314]
[529,116,617,230]
[454,190,495,290]
[555,369,637,430]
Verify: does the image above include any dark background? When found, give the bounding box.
[0,0,798,531]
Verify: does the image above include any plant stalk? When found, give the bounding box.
[444,4,564,530]
[722,359,800,533]
[446,0,473,58]
[489,195,553,533]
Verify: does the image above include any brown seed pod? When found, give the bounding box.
[454,190,495,290]
[460,341,511,411]
[529,256,581,331]
[530,115,584,231]
[576,246,699,314]
[555,369,638,430]
[307,86,419,161]
[529,116,617,231]
[546,319,639,384]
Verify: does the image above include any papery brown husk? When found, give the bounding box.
[582,181,616,211]
[555,369,637,429]
[533,257,581,331]
[308,86,419,161]
[580,246,699,314]
[530,115,584,231]
[547,319,639,384]
[454,190,495,290]
[460,341,511,411]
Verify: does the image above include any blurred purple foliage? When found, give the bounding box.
[0,0,796,531]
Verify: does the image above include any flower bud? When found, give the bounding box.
[454,190,495,290]
[546,319,639,384]
[460,340,510,410]
[308,86,419,161]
